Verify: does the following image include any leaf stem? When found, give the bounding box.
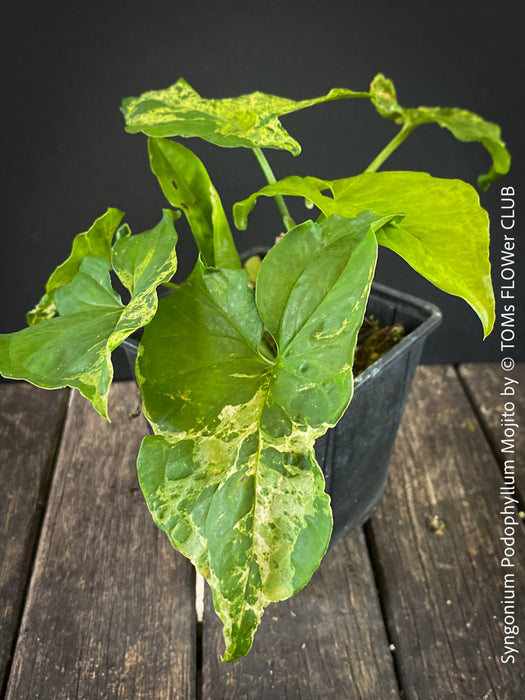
[364,123,415,172]
[252,147,295,231]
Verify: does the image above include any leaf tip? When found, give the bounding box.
[91,393,112,422]
[232,202,248,231]
[482,312,496,339]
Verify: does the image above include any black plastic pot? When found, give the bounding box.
[121,277,441,546]
[313,281,441,544]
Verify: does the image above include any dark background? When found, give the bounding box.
[1,0,523,376]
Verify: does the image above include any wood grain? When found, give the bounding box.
[368,365,525,699]
[3,365,524,698]
[5,383,196,700]
[202,527,399,700]
[458,362,525,498]
[0,383,68,692]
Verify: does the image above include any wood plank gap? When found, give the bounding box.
[455,363,525,511]
[368,365,525,697]
[1,390,70,696]
[363,519,406,699]
[196,619,203,700]
[0,385,69,698]
[201,526,400,699]
[5,383,197,699]
[361,349,439,698]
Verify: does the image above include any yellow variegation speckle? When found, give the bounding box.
[122,78,370,155]
[0,210,178,420]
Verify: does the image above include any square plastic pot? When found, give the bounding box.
[121,278,441,546]
[314,281,441,545]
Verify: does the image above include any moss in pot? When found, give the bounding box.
[0,74,509,660]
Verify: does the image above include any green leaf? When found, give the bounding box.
[243,255,262,285]
[136,213,384,660]
[2,258,124,418]
[0,210,178,419]
[148,137,240,268]
[121,78,369,155]
[369,74,510,189]
[368,73,404,120]
[27,208,125,325]
[234,171,495,336]
[233,176,331,231]
[406,107,510,190]
[112,209,179,301]
[116,223,132,241]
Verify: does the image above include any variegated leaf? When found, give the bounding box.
[135,213,390,660]
[369,74,510,189]
[234,171,495,336]
[0,210,178,419]
[27,208,125,325]
[121,78,369,154]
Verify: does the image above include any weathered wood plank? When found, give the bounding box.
[5,383,196,700]
[202,527,399,700]
[369,365,525,699]
[458,362,525,497]
[0,383,68,692]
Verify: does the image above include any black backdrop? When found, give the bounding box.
[1,0,523,376]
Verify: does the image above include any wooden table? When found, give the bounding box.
[1,364,523,699]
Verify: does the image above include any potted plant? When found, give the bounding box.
[0,74,509,661]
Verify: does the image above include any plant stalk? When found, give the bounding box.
[364,123,415,173]
[252,147,295,231]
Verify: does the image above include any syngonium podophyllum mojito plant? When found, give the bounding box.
[0,75,510,660]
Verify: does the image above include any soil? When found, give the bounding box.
[353,316,404,376]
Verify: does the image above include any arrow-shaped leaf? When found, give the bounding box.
[234,171,495,336]
[0,210,178,419]
[27,208,125,325]
[121,78,369,155]
[135,213,394,660]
